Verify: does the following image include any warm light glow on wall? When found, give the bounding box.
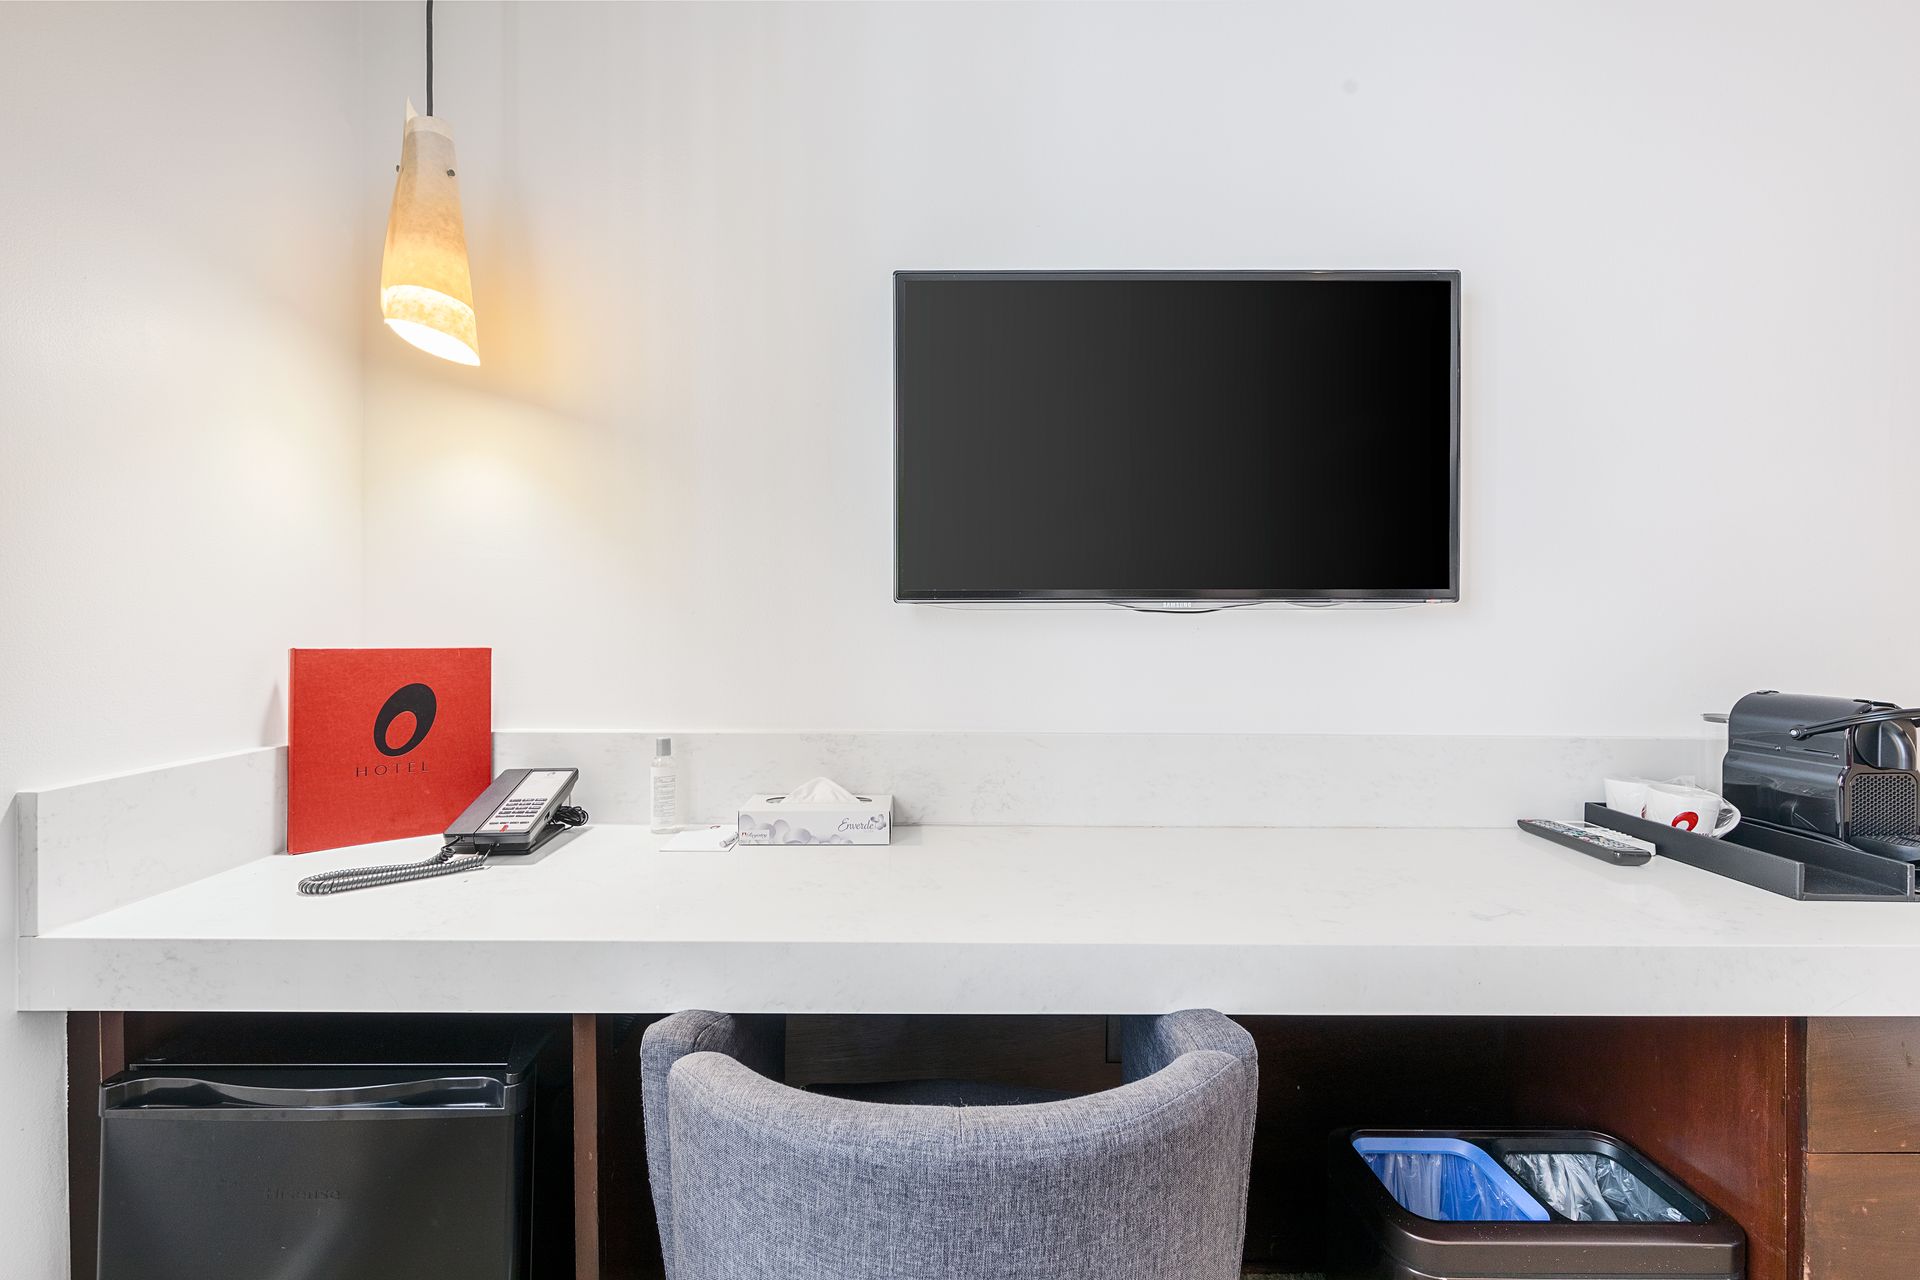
[380,105,479,366]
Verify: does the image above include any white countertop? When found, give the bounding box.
[19,823,1920,1015]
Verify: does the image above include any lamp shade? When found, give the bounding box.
[380,103,478,365]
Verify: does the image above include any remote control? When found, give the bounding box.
[1517,819,1657,866]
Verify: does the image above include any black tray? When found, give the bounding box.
[1583,803,1916,902]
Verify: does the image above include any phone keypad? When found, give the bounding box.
[486,794,552,832]
[471,770,573,838]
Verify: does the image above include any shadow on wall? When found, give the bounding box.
[259,683,284,749]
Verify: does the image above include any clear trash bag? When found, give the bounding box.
[1363,1151,1541,1222]
[1501,1153,1691,1223]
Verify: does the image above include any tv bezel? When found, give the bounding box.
[893,269,1461,608]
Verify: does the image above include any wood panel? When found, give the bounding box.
[1804,1153,1920,1279]
[120,1011,194,1063]
[66,1012,127,1279]
[66,1014,102,1280]
[598,1015,662,1280]
[97,1010,125,1078]
[1807,1018,1920,1153]
[784,1014,1120,1094]
[572,1014,600,1280]
[1508,1018,1802,1280]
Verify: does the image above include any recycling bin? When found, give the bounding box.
[1329,1127,1745,1279]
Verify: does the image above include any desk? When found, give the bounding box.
[32,823,1920,1280]
[19,822,1920,1016]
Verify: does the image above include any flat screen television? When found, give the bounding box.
[894,270,1460,609]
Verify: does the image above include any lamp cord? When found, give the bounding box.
[426,0,434,117]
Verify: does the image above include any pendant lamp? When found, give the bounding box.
[381,0,479,365]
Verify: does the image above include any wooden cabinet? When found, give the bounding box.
[68,1012,1920,1280]
[1802,1018,1920,1280]
[1803,1154,1920,1279]
[1807,1018,1920,1154]
[1506,1019,1803,1280]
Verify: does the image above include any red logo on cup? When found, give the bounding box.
[1672,811,1700,831]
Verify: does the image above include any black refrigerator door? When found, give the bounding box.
[98,1074,532,1280]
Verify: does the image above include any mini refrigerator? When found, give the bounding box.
[96,1017,570,1280]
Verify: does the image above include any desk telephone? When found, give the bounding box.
[297,769,588,895]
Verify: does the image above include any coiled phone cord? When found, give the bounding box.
[297,842,488,896]
[294,805,589,896]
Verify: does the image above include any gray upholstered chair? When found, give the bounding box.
[640,1009,1257,1280]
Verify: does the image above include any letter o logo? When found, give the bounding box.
[373,682,437,757]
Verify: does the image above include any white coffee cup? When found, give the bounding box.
[1604,778,1655,817]
[1641,783,1740,838]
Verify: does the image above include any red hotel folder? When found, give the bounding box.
[287,648,492,854]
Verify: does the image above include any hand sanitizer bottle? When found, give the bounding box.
[650,737,679,833]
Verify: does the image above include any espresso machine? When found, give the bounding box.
[1723,691,1920,861]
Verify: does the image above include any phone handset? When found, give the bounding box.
[297,769,588,896]
[442,768,586,852]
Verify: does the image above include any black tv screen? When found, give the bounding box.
[894,271,1459,606]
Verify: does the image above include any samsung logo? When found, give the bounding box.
[265,1187,345,1202]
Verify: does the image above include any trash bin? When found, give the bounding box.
[97,1017,571,1280]
[1329,1128,1745,1280]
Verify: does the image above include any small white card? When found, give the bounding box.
[662,825,738,852]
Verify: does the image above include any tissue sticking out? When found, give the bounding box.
[776,777,863,806]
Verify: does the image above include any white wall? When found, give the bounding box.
[0,3,365,1270]
[357,0,1920,736]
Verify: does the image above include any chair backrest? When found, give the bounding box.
[640,1011,786,1280]
[663,1046,1255,1280]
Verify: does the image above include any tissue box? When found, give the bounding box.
[737,792,894,846]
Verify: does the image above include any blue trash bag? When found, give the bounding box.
[1356,1137,1549,1222]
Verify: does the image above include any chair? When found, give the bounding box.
[639,1009,1257,1280]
